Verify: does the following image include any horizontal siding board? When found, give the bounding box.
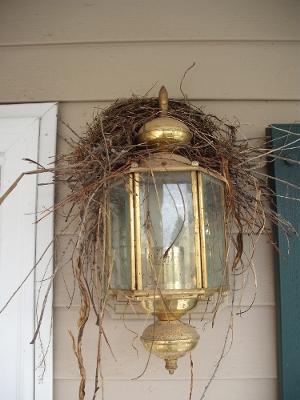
[0,0,299,44]
[53,306,276,380]
[54,378,277,400]
[0,42,300,102]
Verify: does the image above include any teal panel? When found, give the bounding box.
[268,124,300,400]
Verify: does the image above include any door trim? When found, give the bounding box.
[0,103,57,400]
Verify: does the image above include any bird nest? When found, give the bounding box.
[58,96,290,266]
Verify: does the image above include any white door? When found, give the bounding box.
[0,103,57,400]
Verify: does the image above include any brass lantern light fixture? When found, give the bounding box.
[109,87,228,374]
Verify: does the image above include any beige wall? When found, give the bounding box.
[1,1,300,399]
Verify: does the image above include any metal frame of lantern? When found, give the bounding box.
[109,157,229,303]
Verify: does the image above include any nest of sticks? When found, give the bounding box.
[59,96,291,266]
[0,94,296,399]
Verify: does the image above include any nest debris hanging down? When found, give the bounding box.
[0,94,296,400]
[51,96,297,398]
[52,95,297,398]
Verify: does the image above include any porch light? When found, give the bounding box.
[109,87,228,374]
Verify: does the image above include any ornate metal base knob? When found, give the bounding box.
[141,320,199,374]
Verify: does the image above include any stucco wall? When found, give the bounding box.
[1,1,300,399]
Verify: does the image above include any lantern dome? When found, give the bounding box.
[136,86,192,147]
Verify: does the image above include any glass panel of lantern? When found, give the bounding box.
[200,173,227,290]
[109,180,132,289]
[138,171,196,290]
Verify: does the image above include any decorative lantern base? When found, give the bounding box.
[141,296,199,321]
[140,320,199,374]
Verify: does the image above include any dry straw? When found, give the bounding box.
[0,94,298,399]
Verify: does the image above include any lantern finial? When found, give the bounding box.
[136,86,192,146]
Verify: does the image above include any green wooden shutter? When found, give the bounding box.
[268,124,300,400]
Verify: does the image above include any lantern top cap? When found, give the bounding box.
[136,86,192,147]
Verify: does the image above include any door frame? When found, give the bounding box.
[0,103,57,400]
